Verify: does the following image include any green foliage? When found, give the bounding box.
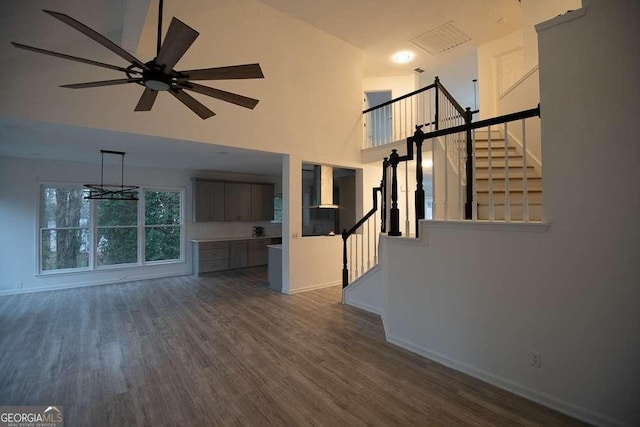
[97,227,138,266]
[145,191,180,225]
[40,187,182,270]
[145,226,180,262]
[41,187,90,270]
[144,191,181,261]
[96,199,138,266]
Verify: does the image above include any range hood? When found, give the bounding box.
[311,165,339,209]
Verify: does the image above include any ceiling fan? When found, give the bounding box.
[11,0,264,119]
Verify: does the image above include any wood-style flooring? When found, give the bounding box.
[0,267,586,426]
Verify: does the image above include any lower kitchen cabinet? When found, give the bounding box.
[192,241,229,275]
[229,240,248,269]
[192,237,282,275]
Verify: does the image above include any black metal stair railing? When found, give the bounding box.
[343,75,541,290]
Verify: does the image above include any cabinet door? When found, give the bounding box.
[225,183,241,221]
[247,239,269,266]
[229,240,248,269]
[211,181,225,221]
[238,183,252,221]
[261,184,274,221]
[251,184,275,221]
[194,180,212,222]
[251,184,264,221]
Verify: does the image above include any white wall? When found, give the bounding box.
[0,155,281,293]
[417,44,479,111]
[349,1,640,425]
[477,31,524,119]
[1,0,366,294]
[521,0,582,69]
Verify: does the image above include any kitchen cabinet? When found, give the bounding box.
[229,240,248,269]
[194,178,274,223]
[248,238,269,266]
[193,180,225,222]
[192,241,229,275]
[251,184,275,221]
[225,183,252,221]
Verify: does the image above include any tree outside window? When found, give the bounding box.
[144,190,181,262]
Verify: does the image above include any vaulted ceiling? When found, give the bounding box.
[0,0,522,172]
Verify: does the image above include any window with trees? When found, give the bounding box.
[40,186,91,271]
[144,190,181,262]
[96,200,138,266]
[39,185,183,273]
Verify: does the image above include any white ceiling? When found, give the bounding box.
[254,0,522,77]
[0,117,283,175]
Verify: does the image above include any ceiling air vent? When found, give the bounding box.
[410,21,471,55]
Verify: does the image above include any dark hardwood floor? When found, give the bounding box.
[0,267,585,426]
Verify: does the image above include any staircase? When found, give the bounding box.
[475,132,543,221]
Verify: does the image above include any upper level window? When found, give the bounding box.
[39,184,184,274]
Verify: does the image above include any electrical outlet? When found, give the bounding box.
[530,352,541,368]
[292,232,298,239]
[17,281,23,289]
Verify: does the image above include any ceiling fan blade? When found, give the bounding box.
[177,63,264,81]
[134,88,159,111]
[170,90,215,119]
[11,42,138,74]
[155,18,199,70]
[180,82,259,109]
[43,10,148,70]
[61,78,141,89]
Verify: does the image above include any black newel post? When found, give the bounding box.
[388,149,402,237]
[341,229,349,288]
[381,157,388,233]
[413,125,426,237]
[464,107,474,220]
[434,76,440,131]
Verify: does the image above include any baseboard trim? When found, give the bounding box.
[344,299,383,316]
[0,272,191,296]
[386,334,628,427]
[284,280,341,294]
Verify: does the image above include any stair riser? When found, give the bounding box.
[477,205,543,221]
[476,193,542,204]
[476,170,535,179]
[474,149,517,157]
[476,180,542,192]
[476,159,526,168]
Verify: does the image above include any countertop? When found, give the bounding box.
[191,235,282,243]
[267,244,282,249]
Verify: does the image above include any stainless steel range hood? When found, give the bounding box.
[311,165,339,209]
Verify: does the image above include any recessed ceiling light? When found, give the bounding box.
[392,51,414,64]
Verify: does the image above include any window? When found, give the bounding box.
[272,194,283,223]
[96,200,138,266]
[39,184,184,274]
[144,190,181,262]
[40,186,90,271]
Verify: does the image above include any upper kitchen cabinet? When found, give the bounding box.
[251,184,275,221]
[225,182,252,221]
[194,179,275,223]
[193,180,225,222]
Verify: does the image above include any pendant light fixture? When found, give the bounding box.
[84,150,138,200]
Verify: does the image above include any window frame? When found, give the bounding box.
[36,182,185,276]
